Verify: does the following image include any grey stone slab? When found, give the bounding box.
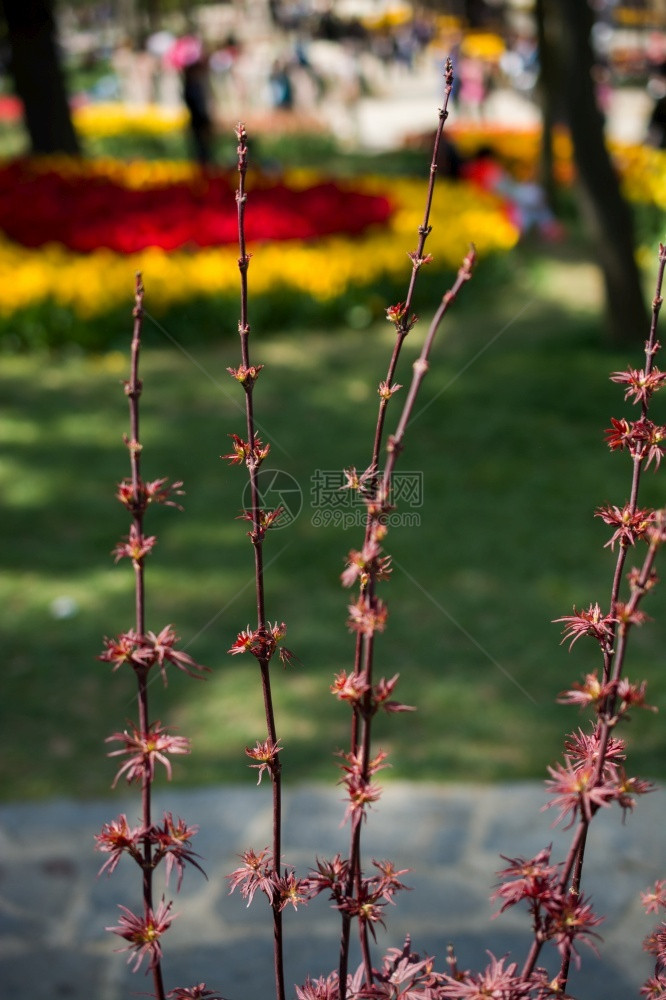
[0,782,664,1000]
[0,947,107,1000]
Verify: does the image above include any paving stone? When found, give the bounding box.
[0,947,106,1000]
[1,782,663,999]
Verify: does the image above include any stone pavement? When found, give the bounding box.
[1,781,664,999]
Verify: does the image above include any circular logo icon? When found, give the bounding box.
[241,468,303,530]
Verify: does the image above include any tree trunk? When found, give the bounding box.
[1,0,80,155]
[534,0,558,210]
[545,0,647,344]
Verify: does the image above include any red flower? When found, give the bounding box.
[563,727,626,770]
[222,432,270,466]
[544,759,617,827]
[226,847,275,906]
[99,629,152,672]
[295,973,340,1000]
[112,524,157,565]
[0,160,394,253]
[167,986,226,1000]
[595,503,654,549]
[337,883,387,940]
[603,416,666,467]
[553,603,617,652]
[641,880,666,915]
[145,625,209,683]
[245,737,283,785]
[491,846,560,914]
[347,595,388,636]
[610,366,666,405]
[558,670,611,709]
[378,380,402,400]
[604,416,637,452]
[340,466,373,494]
[542,890,603,964]
[116,476,184,512]
[373,673,415,714]
[275,870,309,911]
[640,974,666,999]
[613,768,654,819]
[440,953,528,999]
[304,854,349,900]
[370,858,411,903]
[227,363,264,386]
[95,814,143,876]
[340,773,383,825]
[150,812,206,890]
[615,602,650,629]
[107,898,175,973]
[99,627,207,684]
[106,721,190,786]
[385,302,417,331]
[228,621,289,663]
[331,669,370,704]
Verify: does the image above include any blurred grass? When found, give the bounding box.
[2,240,665,802]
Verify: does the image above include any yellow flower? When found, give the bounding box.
[73,102,188,139]
[0,158,520,319]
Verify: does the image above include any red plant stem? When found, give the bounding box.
[234,124,285,1000]
[338,64,460,996]
[607,249,666,656]
[338,249,475,997]
[346,62,457,750]
[369,58,456,477]
[128,279,145,637]
[381,253,476,488]
[522,248,666,991]
[126,275,166,1000]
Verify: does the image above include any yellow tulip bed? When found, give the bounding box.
[1,97,665,345]
[0,156,518,324]
[73,101,189,138]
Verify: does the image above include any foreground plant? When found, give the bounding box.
[223,61,476,1000]
[437,246,666,999]
[224,123,301,1000]
[95,276,222,1000]
[90,76,666,1000]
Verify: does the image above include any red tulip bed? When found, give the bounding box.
[0,155,518,349]
[0,158,394,254]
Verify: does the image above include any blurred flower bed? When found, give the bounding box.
[0,156,518,336]
[448,122,666,210]
[74,102,188,138]
[2,97,665,349]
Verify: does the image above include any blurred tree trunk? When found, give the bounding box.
[539,0,647,344]
[0,0,80,155]
[534,0,558,209]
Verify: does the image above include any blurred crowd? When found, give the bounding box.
[22,1,666,171]
[99,7,444,162]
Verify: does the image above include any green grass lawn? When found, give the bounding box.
[2,241,665,802]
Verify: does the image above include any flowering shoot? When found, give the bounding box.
[107,898,175,973]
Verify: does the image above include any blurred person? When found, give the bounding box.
[457,55,489,120]
[268,58,294,110]
[167,35,215,166]
[183,54,214,166]
[462,146,565,241]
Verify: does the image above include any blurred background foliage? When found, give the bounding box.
[1,0,666,800]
